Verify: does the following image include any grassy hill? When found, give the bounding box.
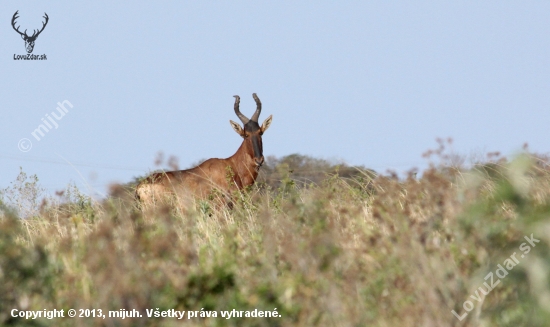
[1,151,550,326]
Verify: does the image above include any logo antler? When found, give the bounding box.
[11,11,26,38]
[11,11,49,53]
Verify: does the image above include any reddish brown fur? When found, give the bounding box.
[135,94,272,208]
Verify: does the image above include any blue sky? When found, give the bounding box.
[1,2,549,196]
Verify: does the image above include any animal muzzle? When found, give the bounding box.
[254,157,264,171]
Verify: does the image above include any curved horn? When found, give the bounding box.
[250,93,262,122]
[233,95,249,124]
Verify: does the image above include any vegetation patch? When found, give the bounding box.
[2,151,550,326]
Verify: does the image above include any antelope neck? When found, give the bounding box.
[230,138,260,177]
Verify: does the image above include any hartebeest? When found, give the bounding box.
[135,93,272,208]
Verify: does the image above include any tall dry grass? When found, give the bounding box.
[2,149,550,326]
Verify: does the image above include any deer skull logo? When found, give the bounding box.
[11,11,49,54]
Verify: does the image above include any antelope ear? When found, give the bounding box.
[261,115,273,133]
[229,120,245,137]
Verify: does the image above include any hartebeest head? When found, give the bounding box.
[229,93,273,171]
[11,11,49,53]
